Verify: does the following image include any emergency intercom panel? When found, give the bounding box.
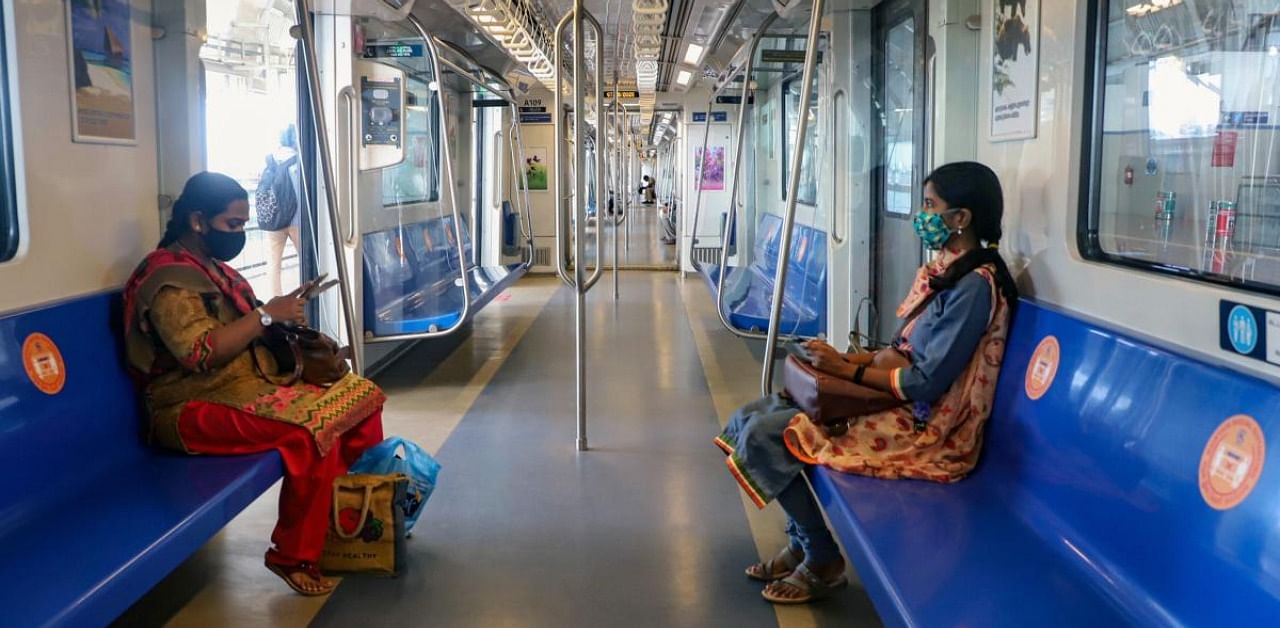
[355,60,406,170]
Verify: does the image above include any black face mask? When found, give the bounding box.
[203,227,246,261]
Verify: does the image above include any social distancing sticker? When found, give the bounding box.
[22,333,66,395]
[1199,415,1265,511]
[1024,336,1060,400]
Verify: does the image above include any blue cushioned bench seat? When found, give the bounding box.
[810,299,1280,626]
[699,213,826,337]
[362,215,526,336]
[0,293,282,627]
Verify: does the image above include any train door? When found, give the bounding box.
[869,0,927,345]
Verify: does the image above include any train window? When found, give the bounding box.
[781,76,818,206]
[0,3,16,263]
[1082,1,1280,292]
[380,77,440,206]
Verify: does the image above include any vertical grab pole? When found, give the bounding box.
[294,1,361,373]
[715,22,772,339]
[553,13,575,288]
[572,0,589,451]
[582,14,606,291]
[612,99,621,299]
[762,0,824,397]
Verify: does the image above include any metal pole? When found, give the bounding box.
[553,13,575,287]
[581,14,606,292]
[762,0,824,397]
[612,99,620,299]
[572,0,589,452]
[294,2,361,373]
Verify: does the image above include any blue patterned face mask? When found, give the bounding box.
[912,210,959,250]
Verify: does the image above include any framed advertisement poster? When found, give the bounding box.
[695,146,725,191]
[521,146,549,191]
[66,0,136,144]
[990,0,1039,142]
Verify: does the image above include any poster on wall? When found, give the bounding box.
[66,0,136,144]
[989,0,1039,142]
[521,147,549,191]
[695,146,725,191]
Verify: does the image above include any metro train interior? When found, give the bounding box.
[1,0,1279,625]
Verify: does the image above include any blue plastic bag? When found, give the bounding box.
[350,437,441,532]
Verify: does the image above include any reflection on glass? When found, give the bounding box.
[381,78,440,206]
[883,19,915,216]
[783,77,819,205]
[1093,1,1280,288]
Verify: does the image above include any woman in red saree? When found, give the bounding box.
[123,172,385,595]
[716,162,1020,604]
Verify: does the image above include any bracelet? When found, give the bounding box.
[853,365,867,385]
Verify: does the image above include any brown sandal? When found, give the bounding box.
[745,545,803,582]
[265,559,337,596]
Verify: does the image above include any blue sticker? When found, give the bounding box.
[1228,305,1259,354]
[1145,158,1158,175]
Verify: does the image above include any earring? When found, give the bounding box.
[957,228,964,235]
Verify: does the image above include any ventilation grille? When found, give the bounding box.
[692,247,721,266]
[534,247,552,267]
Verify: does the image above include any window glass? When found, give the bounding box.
[782,76,819,206]
[381,77,440,206]
[0,3,16,263]
[1086,0,1280,290]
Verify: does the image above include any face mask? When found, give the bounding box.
[203,227,247,261]
[912,210,958,250]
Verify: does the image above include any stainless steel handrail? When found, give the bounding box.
[507,104,535,265]
[714,18,775,341]
[367,15,475,344]
[294,1,362,373]
[762,0,825,397]
[339,87,359,246]
[830,87,846,246]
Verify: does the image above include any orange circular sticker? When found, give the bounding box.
[1024,336,1060,400]
[1199,415,1266,510]
[22,333,66,395]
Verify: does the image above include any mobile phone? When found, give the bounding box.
[303,279,340,300]
[297,274,329,299]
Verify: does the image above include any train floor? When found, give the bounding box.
[115,273,882,628]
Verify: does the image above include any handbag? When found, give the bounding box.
[350,437,442,533]
[254,324,350,387]
[320,473,409,576]
[782,355,907,427]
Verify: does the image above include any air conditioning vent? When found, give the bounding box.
[692,247,721,266]
[534,247,552,267]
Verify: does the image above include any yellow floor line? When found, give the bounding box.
[678,279,821,628]
[141,277,561,628]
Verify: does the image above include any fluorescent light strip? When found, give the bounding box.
[683,43,704,66]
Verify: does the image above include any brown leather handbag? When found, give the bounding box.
[255,324,351,386]
[782,348,911,435]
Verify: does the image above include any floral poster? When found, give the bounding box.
[990,0,1039,141]
[66,0,136,144]
[521,146,548,191]
[695,146,725,191]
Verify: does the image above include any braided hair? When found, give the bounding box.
[158,172,249,248]
[923,162,1019,304]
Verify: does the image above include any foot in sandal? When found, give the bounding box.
[265,558,338,596]
[761,558,848,604]
[745,544,803,582]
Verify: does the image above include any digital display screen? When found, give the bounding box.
[364,43,423,59]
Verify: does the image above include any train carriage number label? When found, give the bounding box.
[23,333,66,395]
[1199,415,1265,511]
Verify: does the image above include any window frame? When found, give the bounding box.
[779,73,819,208]
[0,3,18,263]
[1077,0,1280,298]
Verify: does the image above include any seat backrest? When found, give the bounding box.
[0,293,145,529]
[989,300,1280,625]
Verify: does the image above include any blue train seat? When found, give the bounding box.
[701,213,826,337]
[810,299,1280,626]
[362,214,526,337]
[0,294,282,627]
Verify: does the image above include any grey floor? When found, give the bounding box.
[314,273,879,627]
[584,203,679,269]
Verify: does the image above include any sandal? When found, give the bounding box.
[265,559,338,596]
[761,562,848,604]
[745,544,803,582]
